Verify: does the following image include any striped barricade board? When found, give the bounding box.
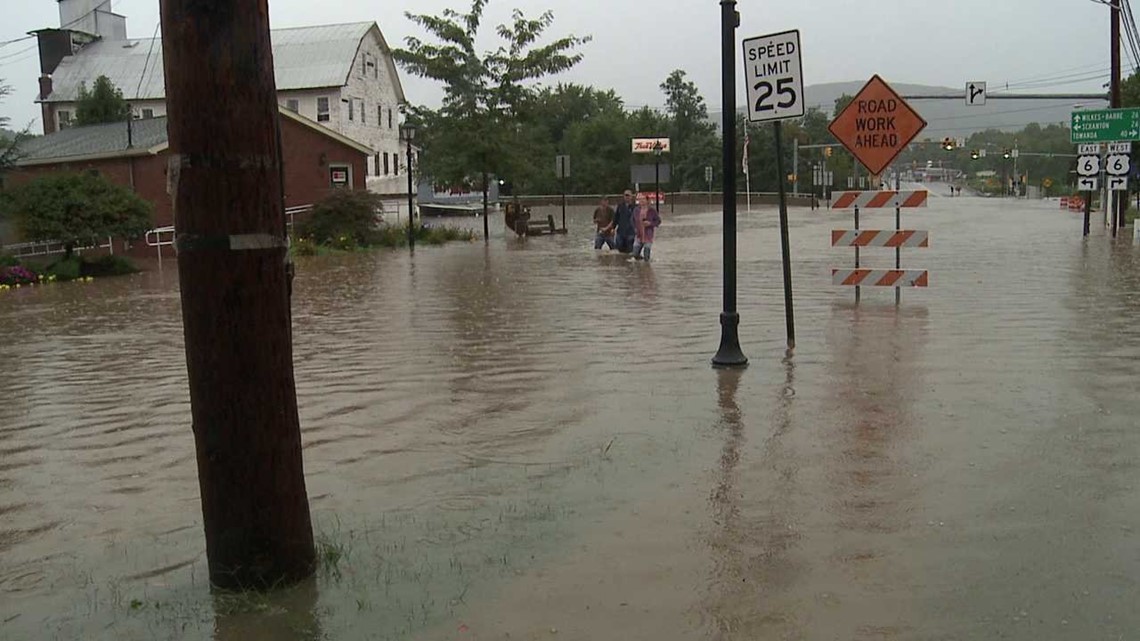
[831,190,928,209]
[831,229,929,248]
[832,269,929,288]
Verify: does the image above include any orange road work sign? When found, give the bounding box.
[828,75,927,176]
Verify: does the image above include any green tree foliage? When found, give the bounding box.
[0,80,28,175]
[660,70,719,190]
[393,1,590,194]
[1122,70,1140,108]
[75,75,131,126]
[833,93,855,118]
[1,173,152,257]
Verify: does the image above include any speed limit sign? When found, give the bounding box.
[743,30,804,122]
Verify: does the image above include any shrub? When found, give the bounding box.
[291,236,319,256]
[46,256,82,281]
[82,255,138,277]
[0,253,17,268]
[298,190,384,246]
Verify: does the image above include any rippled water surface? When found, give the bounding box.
[2,185,1139,640]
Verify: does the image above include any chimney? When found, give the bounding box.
[39,75,56,134]
[58,0,127,40]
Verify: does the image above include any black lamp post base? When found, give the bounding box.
[712,312,748,368]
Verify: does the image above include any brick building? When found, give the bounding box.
[7,107,369,256]
[33,0,409,194]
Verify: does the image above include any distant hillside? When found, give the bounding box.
[712,80,1107,139]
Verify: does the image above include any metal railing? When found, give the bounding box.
[2,237,113,258]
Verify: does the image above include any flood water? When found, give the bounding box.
[2,185,1139,640]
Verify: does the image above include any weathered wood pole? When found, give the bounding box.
[159,0,315,589]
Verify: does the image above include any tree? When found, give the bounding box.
[2,173,152,257]
[660,69,719,190]
[833,93,855,119]
[393,1,590,204]
[75,75,131,126]
[1122,70,1140,108]
[0,81,28,175]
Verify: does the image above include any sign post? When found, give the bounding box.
[555,155,570,231]
[828,75,928,303]
[742,28,804,351]
[705,165,714,206]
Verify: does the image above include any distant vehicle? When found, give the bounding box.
[416,181,501,216]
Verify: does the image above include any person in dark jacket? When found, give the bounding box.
[612,189,638,254]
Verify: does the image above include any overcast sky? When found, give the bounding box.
[0,0,1119,131]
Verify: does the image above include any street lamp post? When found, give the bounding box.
[401,124,416,250]
[711,0,747,369]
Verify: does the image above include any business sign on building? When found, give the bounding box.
[632,138,671,153]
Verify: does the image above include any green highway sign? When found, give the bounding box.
[1071,108,1140,143]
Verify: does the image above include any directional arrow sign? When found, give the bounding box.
[965,81,986,106]
[1078,177,1099,191]
[1071,107,1140,143]
[1108,176,1128,191]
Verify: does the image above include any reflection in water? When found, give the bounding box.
[703,355,802,640]
[212,578,321,641]
[3,201,1140,639]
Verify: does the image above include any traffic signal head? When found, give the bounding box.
[970,150,979,160]
[1002,150,1011,159]
[942,137,954,151]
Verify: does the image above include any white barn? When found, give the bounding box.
[34,0,410,193]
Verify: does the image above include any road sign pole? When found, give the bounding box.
[774,122,796,350]
[896,171,902,306]
[655,152,661,214]
[561,172,567,231]
[1084,189,1092,237]
[854,204,861,303]
[712,0,747,369]
[793,137,800,198]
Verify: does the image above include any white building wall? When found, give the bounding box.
[339,30,404,192]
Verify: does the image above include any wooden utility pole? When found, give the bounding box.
[1111,1,1124,231]
[160,0,315,589]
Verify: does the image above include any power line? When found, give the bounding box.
[0,43,37,62]
[134,20,162,100]
[996,69,1112,91]
[924,101,1103,123]
[0,35,35,49]
[990,61,1108,88]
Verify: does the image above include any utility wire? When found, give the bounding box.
[0,43,37,62]
[133,20,161,101]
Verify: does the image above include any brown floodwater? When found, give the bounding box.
[2,186,1139,640]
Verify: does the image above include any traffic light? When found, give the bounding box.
[1002,149,1011,159]
[824,146,833,158]
[970,150,979,160]
[942,137,954,151]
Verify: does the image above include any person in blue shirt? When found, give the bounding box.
[612,189,638,254]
